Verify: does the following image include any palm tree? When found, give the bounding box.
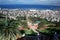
[0,13,21,40]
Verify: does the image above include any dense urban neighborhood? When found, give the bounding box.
[0,8,60,21]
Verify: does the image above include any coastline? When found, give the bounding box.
[0,4,60,10]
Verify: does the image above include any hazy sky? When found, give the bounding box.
[0,0,60,6]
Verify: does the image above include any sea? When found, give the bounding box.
[0,4,60,10]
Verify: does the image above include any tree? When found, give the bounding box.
[0,13,21,40]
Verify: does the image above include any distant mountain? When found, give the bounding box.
[0,4,60,9]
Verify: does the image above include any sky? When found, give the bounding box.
[0,0,60,6]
